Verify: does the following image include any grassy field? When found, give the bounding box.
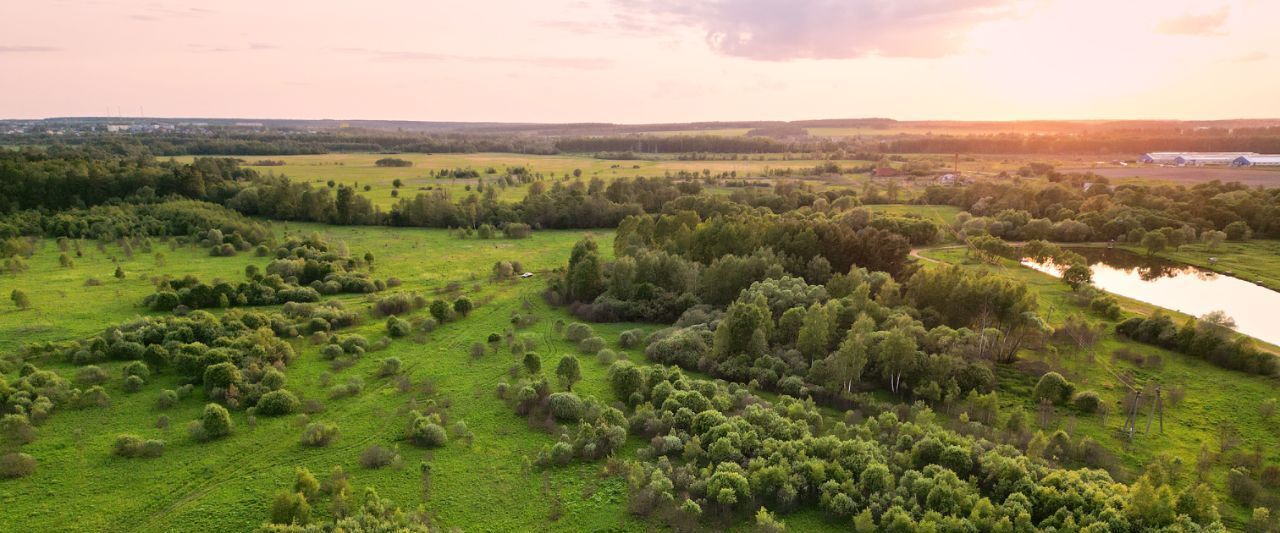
[1126,239,1280,291]
[169,153,877,209]
[0,225,653,532]
[923,247,1280,526]
[863,204,964,225]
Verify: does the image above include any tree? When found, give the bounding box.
[114,265,126,280]
[1141,231,1167,256]
[523,352,541,375]
[877,328,916,394]
[453,297,473,317]
[1062,263,1092,291]
[556,356,581,391]
[429,300,451,323]
[1202,230,1227,251]
[198,403,233,440]
[796,303,830,364]
[825,314,873,394]
[712,294,772,360]
[10,289,30,310]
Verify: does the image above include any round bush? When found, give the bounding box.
[256,390,302,416]
[410,420,448,448]
[300,422,339,447]
[564,323,593,342]
[386,316,411,338]
[0,452,37,479]
[1032,372,1075,405]
[198,403,233,440]
[123,375,145,393]
[1072,390,1103,413]
[156,389,179,410]
[550,441,574,465]
[618,329,643,349]
[578,336,605,354]
[548,392,585,422]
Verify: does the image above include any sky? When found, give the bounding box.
[1,0,1277,123]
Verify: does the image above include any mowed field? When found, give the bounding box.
[1061,165,1280,187]
[169,153,876,209]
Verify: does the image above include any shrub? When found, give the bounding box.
[453,297,473,317]
[548,392,585,422]
[113,434,164,458]
[0,452,36,479]
[0,414,37,446]
[74,365,110,386]
[1072,390,1102,413]
[523,352,542,375]
[321,344,344,360]
[269,490,312,525]
[596,348,618,365]
[359,444,398,469]
[122,361,150,380]
[377,357,403,377]
[556,355,582,391]
[329,377,364,399]
[123,375,145,393]
[408,415,448,448]
[300,422,339,447]
[565,323,593,342]
[429,300,451,323]
[257,390,302,416]
[578,336,605,354]
[1033,372,1075,405]
[618,329,644,349]
[191,403,233,441]
[386,316,411,337]
[156,389,179,409]
[550,441,574,465]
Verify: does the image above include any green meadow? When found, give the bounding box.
[923,247,1280,526]
[167,152,879,209]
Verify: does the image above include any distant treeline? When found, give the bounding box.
[0,148,858,234]
[877,131,1280,155]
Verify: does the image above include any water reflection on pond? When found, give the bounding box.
[1021,247,1280,347]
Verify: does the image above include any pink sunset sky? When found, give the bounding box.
[2,0,1277,123]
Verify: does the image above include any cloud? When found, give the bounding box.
[0,46,62,53]
[1155,7,1229,35]
[249,43,279,50]
[1231,51,1268,62]
[335,48,613,70]
[619,0,1015,60]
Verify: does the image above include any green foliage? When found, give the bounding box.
[256,390,301,416]
[555,355,581,391]
[113,434,165,458]
[547,392,584,421]
[407,412,448,448]
[1032,372,1075,405]
[299,422,339,448]
[191,403,233,442]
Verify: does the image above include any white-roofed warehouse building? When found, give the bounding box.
[1140,151,1256,164]
[1232,155,1280,167]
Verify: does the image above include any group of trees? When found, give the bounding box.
[551,207,921,324]
[607,361,1219,530]
[144,234,382,311]
[1117,312,1275,376]
[925,178,1280,241]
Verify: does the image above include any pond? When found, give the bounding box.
[1021,247,1280,347]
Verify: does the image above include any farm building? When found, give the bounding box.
[1173,154,1253,166]
[1140,151,1255,164]
[1232,155,1280,167]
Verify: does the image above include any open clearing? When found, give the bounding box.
[1062,165,1280,186]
